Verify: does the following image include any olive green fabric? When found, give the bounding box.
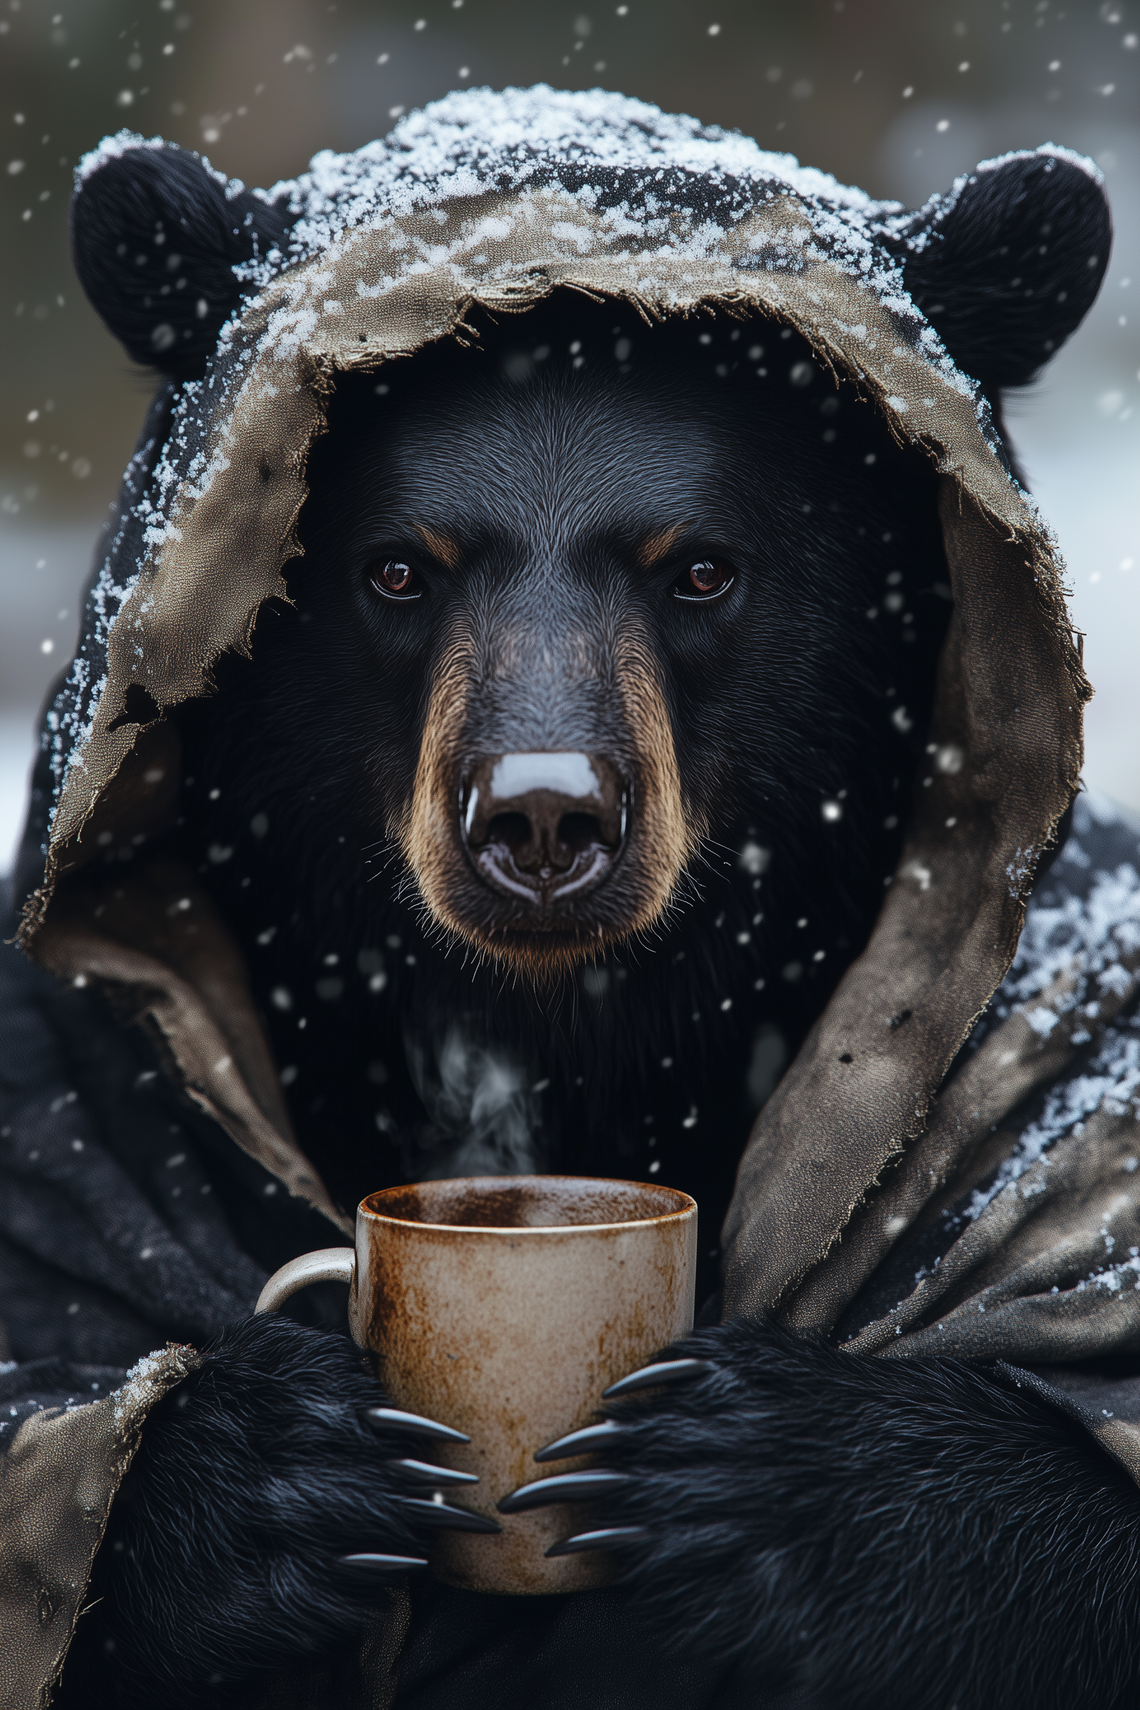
[0,1345,198,1710]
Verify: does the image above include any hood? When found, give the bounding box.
[15,88,1095,1348]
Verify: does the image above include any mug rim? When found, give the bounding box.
[358,1173,696,1234]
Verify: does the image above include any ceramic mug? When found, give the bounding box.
[255,1174,697,1595]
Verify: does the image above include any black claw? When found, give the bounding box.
[498,1470,631,1514]
[365,1405,470,1444]
[398,1496,502,1534]
[535,1419,629,1463]
[545,1527,648,1558]
[603,1358,715,1399]
[391,1457,479,1486]
[340,1552,430,1572]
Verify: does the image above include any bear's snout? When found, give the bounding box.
[397,619,699,979]
[460,751,629,913]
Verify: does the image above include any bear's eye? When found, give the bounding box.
[369,559,420,601]
[674,559,734,602]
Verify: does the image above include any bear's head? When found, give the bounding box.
[69,138,1110,996]
[261,309,953,985]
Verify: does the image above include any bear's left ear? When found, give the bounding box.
[896,149,1111,392]
[70,139,296,383]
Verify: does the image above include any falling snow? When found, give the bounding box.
[41,85,1082,842]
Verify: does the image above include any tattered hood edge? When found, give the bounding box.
[14,113,1090,1312]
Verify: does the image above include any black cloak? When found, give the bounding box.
[3,86,1140,1707]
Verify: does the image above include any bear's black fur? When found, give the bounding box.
[171,298,950,1264]
[895,149,1112,393]
[65,1312,1140,1710]
[76,1316,429,1705]
[596,1319,1140,1710]
[54,137,1135,1710]
[70,142,294,380]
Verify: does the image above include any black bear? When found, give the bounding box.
[3,88,1139,1710]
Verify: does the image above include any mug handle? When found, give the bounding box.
[255,1246,356,1314]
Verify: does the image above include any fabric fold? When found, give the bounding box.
[0,1344,198,1710]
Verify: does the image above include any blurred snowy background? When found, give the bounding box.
[1,0,1137,872]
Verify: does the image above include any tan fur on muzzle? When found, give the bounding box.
[612,625,705,943]
[397,624,702,980]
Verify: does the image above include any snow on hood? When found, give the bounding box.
[17,86,1091,1338]
[41,88,1058,864]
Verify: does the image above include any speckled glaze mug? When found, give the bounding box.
[256,1174,697,1595]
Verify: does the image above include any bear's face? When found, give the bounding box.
[64,138,1112,1010]
[285,307,941,983]
[59,134,1112,1213]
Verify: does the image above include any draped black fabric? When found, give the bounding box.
[8,794,1140,1374]
[5,800,1140,1705]
[0,883,351,1373]
[0,87,1128,1706]
[388,1580,822,1710]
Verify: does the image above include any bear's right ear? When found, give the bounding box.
[70,141,296,383]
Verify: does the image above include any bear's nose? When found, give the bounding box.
[460,752,629,907]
